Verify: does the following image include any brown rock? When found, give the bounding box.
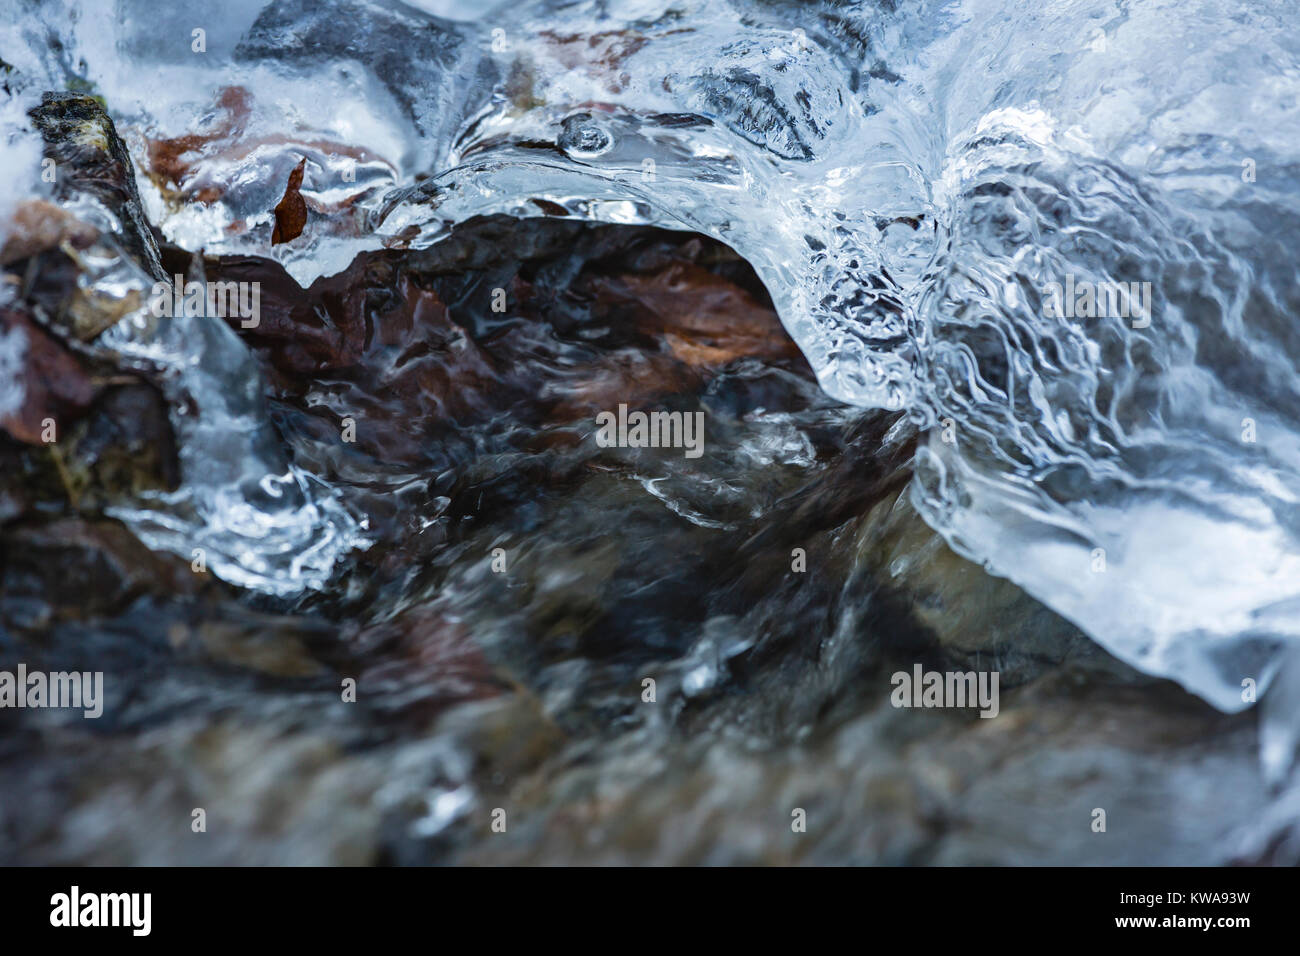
[0,307,98,445]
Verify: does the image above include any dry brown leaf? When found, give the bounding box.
[271,157,308,245]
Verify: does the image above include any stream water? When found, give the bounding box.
[1,0,1298,863]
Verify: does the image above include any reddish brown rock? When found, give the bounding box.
[0,308,98,445]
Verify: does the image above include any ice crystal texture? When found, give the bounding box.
[3,0,1299,710]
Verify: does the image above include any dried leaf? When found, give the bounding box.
[271,157,308,245]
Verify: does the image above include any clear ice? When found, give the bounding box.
[2,0,1299,711]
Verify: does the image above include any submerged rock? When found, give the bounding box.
[1,203,1272,864]
[28,91,165,282]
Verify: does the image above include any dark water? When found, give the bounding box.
[1,0,1298,864]
[0,213,1274,864]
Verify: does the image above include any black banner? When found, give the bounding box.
[0,867,1277,942]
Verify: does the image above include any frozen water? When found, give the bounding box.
[3,0,1300,710]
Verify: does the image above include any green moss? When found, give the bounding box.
[63,75,107,111]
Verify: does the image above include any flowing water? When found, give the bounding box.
[1,0,1299,863]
